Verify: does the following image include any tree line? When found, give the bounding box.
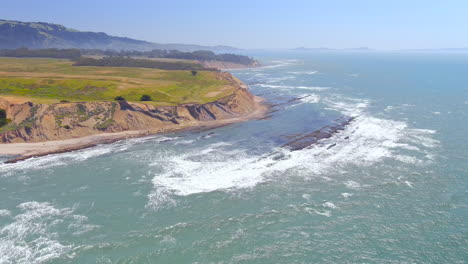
[0,48,81,59]
[82,49,257,65]
[72,56,216,71]
[0,48,257,66]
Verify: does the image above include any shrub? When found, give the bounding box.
[191,70,198,76]
[60,100,70,103]
[114,96,126,101]
[0,109,7,127]
[63,125,71,129]
[140,95,152,101]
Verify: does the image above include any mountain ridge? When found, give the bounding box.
[0,19,240,52]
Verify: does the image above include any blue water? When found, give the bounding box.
[0,52,467,263]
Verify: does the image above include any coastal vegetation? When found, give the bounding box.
[0,47,258,66]
[0,57,240,105]
[72,56,208,71]
[0,47,81,59]
[0,109,8,127]
[140,95,152,101]
[82,49,257,65]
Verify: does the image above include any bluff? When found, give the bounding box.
[0,84,261,144]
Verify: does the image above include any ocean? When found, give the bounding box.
[0,52,467,263]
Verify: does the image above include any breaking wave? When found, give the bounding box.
[257,84,330,92]
[287,70,319,75]
[147,92,438,208]
[0,201,97,264]
[0,135,179,176]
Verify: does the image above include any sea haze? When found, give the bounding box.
[0,52,467,263]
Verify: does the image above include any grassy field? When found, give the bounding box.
[0,57,236,105]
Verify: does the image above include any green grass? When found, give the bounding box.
[0,57,237,105]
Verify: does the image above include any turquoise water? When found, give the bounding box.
[0,52,467,263]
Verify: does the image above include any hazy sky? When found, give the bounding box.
[1,0,467,49]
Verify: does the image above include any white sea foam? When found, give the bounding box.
[344,181,361,189]
[266,76,296,83]
[394,155,420,164]
[287,71,318,75]
[308,208,331,217]
[257,84,330,92]
[0,201,97,264]
[322,202,338,209]
[147,92,439,207]
[148,113,438,207]
[300,86,329,90]
[147,143,275,208]
[300,94,320,104]
[286,93,321,108]
[323,95,369,116]
[384,104,416,112]
[0,135,179,175]
[174,139,196,145]
[260,60,297,69]
[0,209,11,217]
[341,193,353,198]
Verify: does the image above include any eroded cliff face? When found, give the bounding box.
[0,87,258,143]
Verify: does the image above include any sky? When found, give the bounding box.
[1,0,467,50]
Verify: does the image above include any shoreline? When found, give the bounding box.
[0,96,267,163]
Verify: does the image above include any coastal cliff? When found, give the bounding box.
[0,84,262,144]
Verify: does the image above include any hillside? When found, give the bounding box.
[0,19,240,52]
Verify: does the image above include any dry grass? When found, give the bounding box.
[0,57,237,105]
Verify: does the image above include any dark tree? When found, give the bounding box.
[73,56,207,71]
[140,95,152,101]
[0,109,7,127]
[114,96,126,101]
[191,70,198,76]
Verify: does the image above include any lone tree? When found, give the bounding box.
[191,70,198,76]
[114,96,126,101]
[140,94,152,101]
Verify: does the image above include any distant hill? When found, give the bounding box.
[0,19,240,52]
